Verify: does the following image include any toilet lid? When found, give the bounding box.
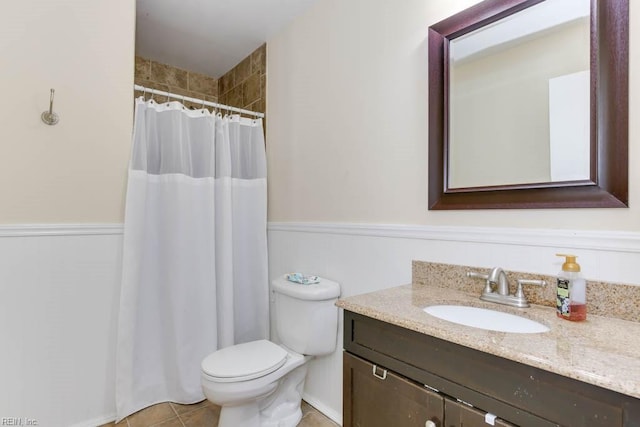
[202,340,288,382]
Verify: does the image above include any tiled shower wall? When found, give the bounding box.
[218,44,266,115]
[134,56,219,109]
[133,43,266,118]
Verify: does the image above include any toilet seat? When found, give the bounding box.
[202,340,288,383]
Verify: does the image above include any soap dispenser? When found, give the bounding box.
[556,254,587,321]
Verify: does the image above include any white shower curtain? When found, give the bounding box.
[116,98,269,420]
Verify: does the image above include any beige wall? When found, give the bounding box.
[134,56,219,109]
[0,0,135,224]
[266,0,638,230]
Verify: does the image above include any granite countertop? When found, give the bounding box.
[336,283,640,400]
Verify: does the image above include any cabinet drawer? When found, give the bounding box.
[344,352,444,427]
[344,311,640,427]
[445,397,515,427]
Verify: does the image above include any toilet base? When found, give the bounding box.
[259,364,307,427]
[214,362,309,427]
[218,402,261,427]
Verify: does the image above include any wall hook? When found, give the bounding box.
[41,88,59,125]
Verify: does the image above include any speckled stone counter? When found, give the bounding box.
[336,283,640,400]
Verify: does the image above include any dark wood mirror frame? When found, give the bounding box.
[428,0,628,210]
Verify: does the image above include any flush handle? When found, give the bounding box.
[372,365,387,380]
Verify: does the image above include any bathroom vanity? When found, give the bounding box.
[337,284,640,427]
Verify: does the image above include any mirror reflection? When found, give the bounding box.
[448,0,590,189]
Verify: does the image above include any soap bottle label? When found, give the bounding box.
[556,278,570,317]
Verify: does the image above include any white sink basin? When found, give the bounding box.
[423,305,549,334]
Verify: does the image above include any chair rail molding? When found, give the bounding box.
[267,222,640,254]
[0,224,124,237]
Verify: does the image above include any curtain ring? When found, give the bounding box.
[142,86,147,100]
[166,91,171,103]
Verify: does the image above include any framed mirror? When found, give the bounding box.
[428,0,628,209]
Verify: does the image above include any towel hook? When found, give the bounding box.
[41,88,59,126]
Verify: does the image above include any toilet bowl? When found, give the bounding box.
[201,276,340,427]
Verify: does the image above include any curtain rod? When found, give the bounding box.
[134,84,265,118]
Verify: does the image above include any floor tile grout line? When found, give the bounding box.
[168,403,186,427]
[168,403,180,418]
[170,401,210,418]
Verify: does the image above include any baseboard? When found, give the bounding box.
[67,413,116,427]
[303,393,342,426]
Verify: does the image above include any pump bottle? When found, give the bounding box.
[556,254,587,321]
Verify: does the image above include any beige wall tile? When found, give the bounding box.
[188,72,218,96]
[233,56,252,84]
[135,44,264,114]
[226,85,244,108]
[247,97,265,114]
[147,83,171,100]
[251,44,266,75]
[243,73,261,106]
[135,56,151,81]
[133,76,152,87]
[218,71,235,95]
[150,61,188,90]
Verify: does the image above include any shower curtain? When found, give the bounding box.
[116,98,268,420]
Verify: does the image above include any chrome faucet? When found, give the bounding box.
[487,267,510,296]
[466,267,546,308]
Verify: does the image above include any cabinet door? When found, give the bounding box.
[445,397,516,427]
[344,352,444,427]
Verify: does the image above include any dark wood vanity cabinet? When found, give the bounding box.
[444,397,515,427]
[344,352,516,427]
[343,311,640,427]
[344,352,444,426]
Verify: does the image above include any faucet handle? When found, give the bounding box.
[515,279,547,298]
[467,271,491,294]
[466,271,489,280]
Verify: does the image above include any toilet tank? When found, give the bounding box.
[272,276,341,356]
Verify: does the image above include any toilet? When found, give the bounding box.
[201,275,340,427]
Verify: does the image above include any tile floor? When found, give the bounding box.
[100,400,338,427]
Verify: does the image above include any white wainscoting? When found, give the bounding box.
[0,225,123,427]
[3,222,638,427]
[267,222,640,425]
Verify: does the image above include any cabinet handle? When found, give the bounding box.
[425,421,437,427]
[372,365,387,380]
